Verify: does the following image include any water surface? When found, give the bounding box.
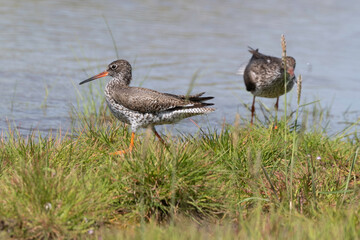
[1,0,359,136]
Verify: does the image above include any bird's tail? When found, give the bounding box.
[164,92,214,104]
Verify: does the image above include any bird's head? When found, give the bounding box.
[79,59,132,86]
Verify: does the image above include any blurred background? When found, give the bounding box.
[1,0,359,136]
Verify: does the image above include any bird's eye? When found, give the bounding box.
[111,64,117,70]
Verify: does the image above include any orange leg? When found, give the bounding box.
[250,96,256,125]
[110,132,135,155]
[152,127,166,145]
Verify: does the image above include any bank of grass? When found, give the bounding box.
[0,105,359,239]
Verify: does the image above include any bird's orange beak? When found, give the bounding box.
[287,68,294,77]
[79,71,109,85]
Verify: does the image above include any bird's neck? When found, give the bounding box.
[105,76,131,95]
[110,72,132,86]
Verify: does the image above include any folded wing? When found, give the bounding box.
[111,87,214,113]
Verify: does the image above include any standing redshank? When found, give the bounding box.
[242,47,296,124]
[79,59,215,155]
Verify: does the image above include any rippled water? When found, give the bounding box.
[1,0,359,136]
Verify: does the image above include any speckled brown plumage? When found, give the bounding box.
[79,59,215,154]
[242,47,296,124]
[109,86,213,113]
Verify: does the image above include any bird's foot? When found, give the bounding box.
[109,148,132,155]
[110,132,135,155]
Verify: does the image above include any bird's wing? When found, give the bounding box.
[248,47,282,65]
[244,58,283,91]
[111,87,212,113]
[251,59,282,80]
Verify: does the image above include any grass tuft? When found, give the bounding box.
[1,104,359,238]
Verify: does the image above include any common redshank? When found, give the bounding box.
[79,59,215,154]
[242,47,296,124]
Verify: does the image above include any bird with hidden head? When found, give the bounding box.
[240,47,296,125]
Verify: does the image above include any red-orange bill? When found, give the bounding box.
[79,71,109,85]
[287,68,294,77]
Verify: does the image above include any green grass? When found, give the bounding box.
[0,104,359,239]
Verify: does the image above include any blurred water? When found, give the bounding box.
[1,0,359,136]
